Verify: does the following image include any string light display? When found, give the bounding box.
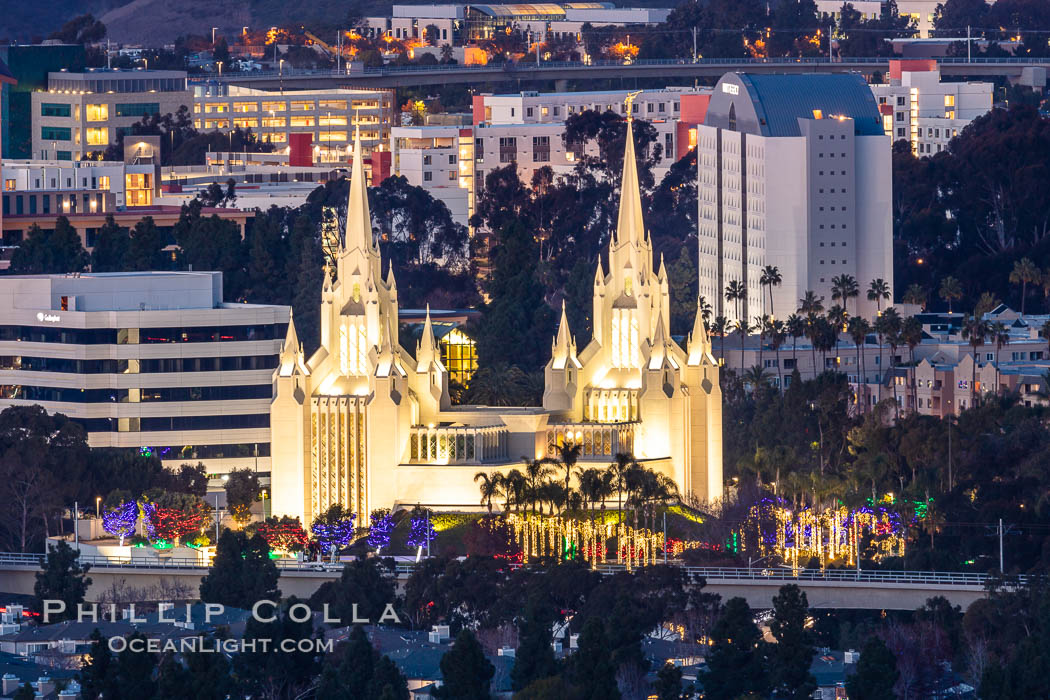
[142,501,210,545]
[508,514,665,570]
[312,513,357,554]
[406,516,436,548]
[739,497,906,570]
[102,501,138,545]
[257,519,309,554]
[367,511,395,551]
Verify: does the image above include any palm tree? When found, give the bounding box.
[1009,257,1040,316]
[610,452,634,524]
[872,311,894,403]
[903,283,928,310]
[867,278,891,314]
[770,318,786,392]
[831,273,859,316]
[474,471,503,513]
[760,265,782,318]
[901,315,923,412]
[523,458,555,513]
[798,290,825,317]
[880,308,903,416]
[847,316,871,412]
[786,313,805,367]
[556,442,582,512]
[502,469,526,512]
[991,321,1010,396]
[939,276,963,314]
[743,365,770,393]
[961,316,988,409]
[725,279,746,329]
[757,315,773,371]
[826,304,847,358]
[711,315,729,369]
[736,317,752,374]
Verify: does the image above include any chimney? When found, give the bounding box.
[58,679,81,699]
[37,676,55,696]
[1,674,19,695]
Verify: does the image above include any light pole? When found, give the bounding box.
[217,60,223,77]
[279,59,285,94]
[96,496,101,520]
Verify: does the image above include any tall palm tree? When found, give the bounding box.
[826,304,847,358]
[880,308,903,416]
[901,315,923,412]
[770,318,786,392]
[961,316,988,409]
[939,276,963,314]
[786,313,805,368]
[903,283,928,310]
[867,278,891,315]
[725,279,747,324]
[798,290,825,317]
[523,458,555,513]
[991,320,1010,396]
[757,315,772,371]
[474,472,503,514]
[847,316,871,412]
[872,311,893,403]
[736,317,752,374]
[831,273,859,316]
[1009,257,1040,316]
[502,469,526,512]
[711,315,729,369]
[760,265,782,318]
[610,452,634,524]
[556,442,582,512]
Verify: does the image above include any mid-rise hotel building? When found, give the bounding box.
[0,272,288,475]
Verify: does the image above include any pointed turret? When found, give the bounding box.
[344,126,375,256]
[375,312,397,377]
[279,314,308,377]
[688,297,713,364]
[386,261,397,293]
[648,313,674,369]
[657,253,667,283]
[416,305,438,368]
[551,300,578,369]
[615,117,646,247]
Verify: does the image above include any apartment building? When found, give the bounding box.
[3,158,159,214]
[192,84,394,163]
[697,73,892,324]
[870,60,993,155]
[814,0,990,38]
[30,69,192,161]
[389,124,473,227]
[0,272,288,475]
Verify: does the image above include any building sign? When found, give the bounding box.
[36,312,60,323]
[722,83,739,95]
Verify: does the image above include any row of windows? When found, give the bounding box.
[0,383,271,403]
[41,126,72,141]
[40,103,72,117]
[0,354,278,374]
[0,323,287,345]
[2,193,105,217]
[151,442,271,460]
[74,413,270,433]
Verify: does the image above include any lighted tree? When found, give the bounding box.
[102,501,138,545]
[311,504,356,557]
[367,510,395,552]
[254,516,309,554]
[406,511,436,549]
[142,493,210,546]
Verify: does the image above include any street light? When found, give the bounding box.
[217,60,223,76]
[95,496,101,519]
[279,59,285,95]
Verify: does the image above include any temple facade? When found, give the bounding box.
[270,121,722,524]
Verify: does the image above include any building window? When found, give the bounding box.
[290,101,315,111]
[115,103,160,118]
[86,128,108,146]
[611,308,640,369]
[41,126,71,141]
[41,103,72,117]
[532,135,549,162]
[665,132,673,154]
[423,155,432,165]
[289,116,315,127]
[499,137,517,163]
[3,180,14,191]
[448,170,456,181]
[424,171,433,182]
[448,154,457,165]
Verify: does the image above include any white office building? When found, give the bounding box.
[697,73,892,324]
[870,60,993,155]
[0,272,288,475]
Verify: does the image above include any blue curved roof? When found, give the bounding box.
[707,73,884,137]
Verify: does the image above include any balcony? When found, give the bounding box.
[546,422,636,460]
[408,424,508,464]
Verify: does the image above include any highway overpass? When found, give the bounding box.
[0,553,1010,611]
[192,57,1050,91]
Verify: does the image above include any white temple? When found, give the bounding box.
[270,119,722,523]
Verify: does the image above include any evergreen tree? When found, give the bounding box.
[90,215,130,271]
[701,597,770,700]
[114,631,159,697]
[127,216,169,270]
[654,663,684,700]
[248,206,289,304]
[34,541,91,622]
[173,200,247,300]
[10,218,89,274]
[309,558,396,624]
[369,655,410,700]
[223,468,260,523]
[234,597,321,698]
[475,219,555,372]
[565,617,620,699]
[769,585,817,700]
[199,529,280,609]
[11,683,34,700]
[845,636,899,700]
[511,594,559,691]
[291,215,324,356]
[435,629,495,700]
[79,629,117,700]
[667,245,699,336]
[316,625,376,699]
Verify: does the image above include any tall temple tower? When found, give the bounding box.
[542,115,723,502]
[271,117,722,525]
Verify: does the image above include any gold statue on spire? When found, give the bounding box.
[624,90,642,122]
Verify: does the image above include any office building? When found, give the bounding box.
[270,125,722,522]
[0,272,288,474]
[390,125,473,227]
[870,59,993,155]
[30,69,192,161]
[192,84,395,163]
[696,73,892,324]
[0,43,86,159]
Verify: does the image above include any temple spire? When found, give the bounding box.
[615,115,646,247]
[688,297,712,364]
[551,300,578,369]
[279,314,307,376]
[417,305,438,366]
[344,125,374,255]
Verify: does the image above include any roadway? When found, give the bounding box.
[0,552,1008,610]
[191,57,1050,90]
